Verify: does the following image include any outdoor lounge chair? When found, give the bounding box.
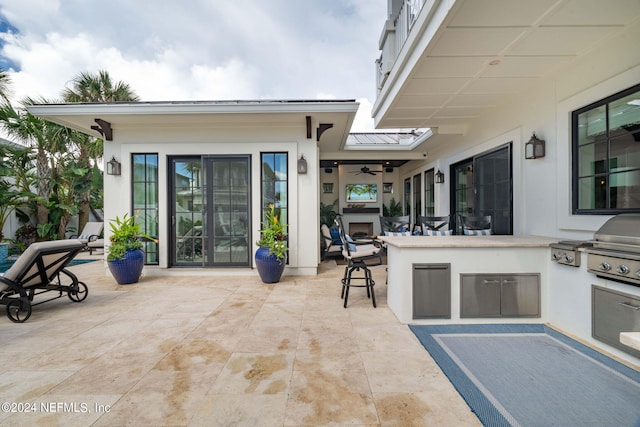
[0,240,88,322]
[320,224,342,260]
[69,221,103,251]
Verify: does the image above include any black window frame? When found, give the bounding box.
[260,152,289,253]
[572,83,640,214]
[131,153,159,265]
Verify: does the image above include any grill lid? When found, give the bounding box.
[593,213,640,249]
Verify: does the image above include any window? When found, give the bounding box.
[132,154,159,264]
[424,169,435,216]
[573,84,640,214]
[260,152,288,238]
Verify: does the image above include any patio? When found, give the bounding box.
[0,253,480,426]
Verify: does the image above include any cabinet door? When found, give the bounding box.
[592,286,640,358]
[501,274,540,317]
[413,264,450,319]
[461,275,501,317]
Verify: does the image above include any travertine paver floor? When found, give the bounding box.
[0,254,481,426]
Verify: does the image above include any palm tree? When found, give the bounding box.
[0,68,12,104]
[0,101,52,230]
[61,70,139,103]
[61,70,140,231]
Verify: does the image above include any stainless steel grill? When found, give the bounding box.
[586,214,640,287]
[549,240,593,267]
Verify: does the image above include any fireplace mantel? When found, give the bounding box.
[342,207,380,214]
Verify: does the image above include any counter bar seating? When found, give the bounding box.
[459,215,493,235]
[379,215,411,236]
[334,215,383,308]
[418,215,452,235]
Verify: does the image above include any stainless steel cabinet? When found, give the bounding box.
[413,263,451,319]
[592,285,640,358]
[461,274,540,318]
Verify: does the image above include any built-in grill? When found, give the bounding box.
[586,213,640,287]
[549,240,593,267]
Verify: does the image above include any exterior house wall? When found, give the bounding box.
[396,18,640,239]
[103,122,320,276]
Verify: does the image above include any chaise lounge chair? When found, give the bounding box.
[69,221,104,252]
[0,240,88,322]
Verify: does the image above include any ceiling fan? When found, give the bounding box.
[351,165,382,175]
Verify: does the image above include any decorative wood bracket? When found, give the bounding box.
[91,118,113,141]
[317,123,333,142]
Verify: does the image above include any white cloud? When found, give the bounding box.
[0,0,387,130]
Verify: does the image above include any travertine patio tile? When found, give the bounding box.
[209,352,294,395]
[0,257,483,426]
[361,351,443,393]
[286,369,378,425]
[373,392,482,426]
[190,394,287,427]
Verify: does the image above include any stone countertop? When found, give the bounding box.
[620,332,640,351]
[376,235,559,248]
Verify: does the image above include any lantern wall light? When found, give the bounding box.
[525,132,546,159]
[435,169,445,184]
[297,155,308,174]
[106,156,121,176]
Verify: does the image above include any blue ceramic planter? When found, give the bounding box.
[108,248,145,284]
[255,246,286,283]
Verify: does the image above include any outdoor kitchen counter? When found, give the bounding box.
[377,235,558,248]
[376,235,558,324]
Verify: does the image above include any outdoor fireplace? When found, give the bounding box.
[349,222,373,238]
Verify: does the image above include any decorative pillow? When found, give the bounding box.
[422,229,454,236]
[79,234,91,239]
[345,235,354,243]
[463,229,493,236]
[383,231,412,237]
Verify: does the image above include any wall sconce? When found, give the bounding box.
[525,132,545,159]
[106,156,121,176]
[435,169,445,184]
[297,155,308,174]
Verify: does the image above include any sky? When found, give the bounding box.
[0,0,388,132]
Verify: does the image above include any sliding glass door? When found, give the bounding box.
[451,144,513,234]
[170,155,250,267]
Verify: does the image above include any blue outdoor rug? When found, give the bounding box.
[409,324,640,427]
[0,258,97,274]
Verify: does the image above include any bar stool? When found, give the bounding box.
[334,215,383,308]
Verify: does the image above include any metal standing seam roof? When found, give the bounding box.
[346,132,418,146]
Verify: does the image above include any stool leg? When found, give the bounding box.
[343,265,354,308]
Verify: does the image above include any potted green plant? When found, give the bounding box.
[106,213,147,284]
[255,204,287,283]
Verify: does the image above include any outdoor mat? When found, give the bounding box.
[0,258,97,274]
[409,323,640,427]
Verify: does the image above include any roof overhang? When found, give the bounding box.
[373,0,640,132]
[27,99,360,147]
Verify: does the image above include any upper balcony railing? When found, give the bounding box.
[376,0,426,94]
[395,0,426,56]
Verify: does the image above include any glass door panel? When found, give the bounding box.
[413,173,421,225]
[476,145,512,234]
[208,157,250,265]
[171,156,250,267]
[451,144,513,235]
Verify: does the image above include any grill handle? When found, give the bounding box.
[618,301,640,311]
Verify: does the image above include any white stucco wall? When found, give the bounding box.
[396,18,640,239]
[103,119,321,276]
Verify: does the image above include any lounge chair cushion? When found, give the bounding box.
[464,229,493,236]
[2,240,84,288]
[423,229,454,236]
[383,231,412,236]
